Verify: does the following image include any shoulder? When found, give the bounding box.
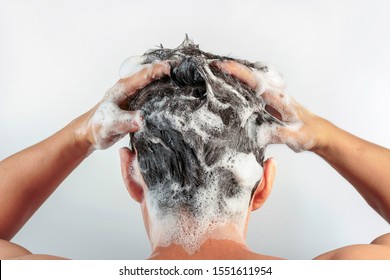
[314,233,390,260]
[0,239,67,260]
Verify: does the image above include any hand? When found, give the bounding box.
[72,62,170,151]
[214,60,328,152]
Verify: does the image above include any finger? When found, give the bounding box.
[261,125,289,147]
[267,125,307,152]
[213,60,258,89]
[105,62,170,105]
[112,110,143,134]
[265,104,283,121]
[261,91,296,121]
[262,91,286,114]
[118,61,171,100]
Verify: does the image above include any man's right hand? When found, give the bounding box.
[72,61,170,151]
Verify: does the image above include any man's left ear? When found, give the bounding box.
[250,158,277,211]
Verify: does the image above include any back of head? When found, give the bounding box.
[127,38,283,253]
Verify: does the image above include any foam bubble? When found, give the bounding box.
[251,62,286,95]
[229,152,263,190]
[126,41,286,255]
[89,99,141,150]
[119,55,147,78]
[251,65,314,151]
[137,67,264,254]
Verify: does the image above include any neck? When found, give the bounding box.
[145,209,249,255]
[142,193,252,255]
[149,238,253,260]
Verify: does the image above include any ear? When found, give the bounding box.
[250,158,276,211]
[119,147,145,203]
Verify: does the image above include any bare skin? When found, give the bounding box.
[214,60,390,222]
[119,146,279,259]
[214,60,390,260]
[0,60,389,260]
[0,62,170,260]
[148,240,284,260]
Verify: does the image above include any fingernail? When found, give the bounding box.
[131,118,141,129]
[211,60,222,67]
[152,61,171,77]
[131,111,143,129]
[212,60,230,74]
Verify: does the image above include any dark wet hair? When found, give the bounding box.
[128,38,279,216]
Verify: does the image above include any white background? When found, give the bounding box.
[0,0,389,259]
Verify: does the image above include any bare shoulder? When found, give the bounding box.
[0,239,67,260]
[314,233,390,260]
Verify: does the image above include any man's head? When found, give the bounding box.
[119,38,284,254]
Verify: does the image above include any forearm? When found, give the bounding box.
[0,119,92,240]
[214,60,390,223]
[314,119,390,223]
[0,63,170,241]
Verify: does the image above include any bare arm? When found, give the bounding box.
[215,60,390,223]
[216,60,389,259]
[0,62,170,243]
[314,119,390,222]
[0,119,91,241]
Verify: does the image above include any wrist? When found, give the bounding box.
[309,116,334,156]
[68,110,97,156]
